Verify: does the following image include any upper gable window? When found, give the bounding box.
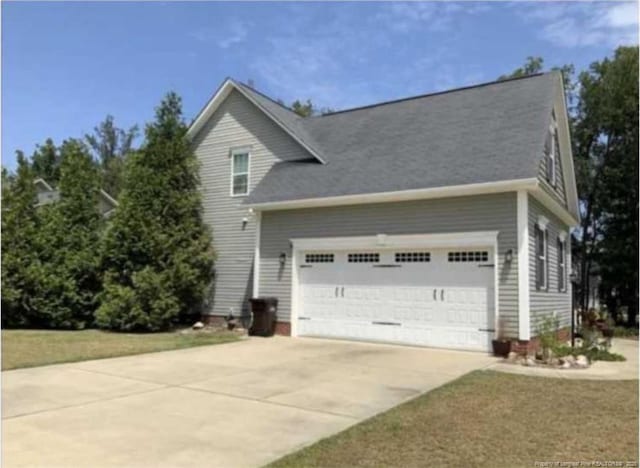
[544,118,558,187]
[231,148,250,196]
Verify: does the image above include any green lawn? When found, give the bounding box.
[1,328,239,370]
[269,371,639,468]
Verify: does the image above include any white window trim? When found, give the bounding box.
[230,147,251,197]
[558,237,567,293]
[536,226,548,291]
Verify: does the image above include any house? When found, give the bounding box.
[188,71,579,352]
[33,178,118,217]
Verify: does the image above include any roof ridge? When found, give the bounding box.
[314,72,552,118]
[233,79,303,119]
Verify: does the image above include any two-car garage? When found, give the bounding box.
[292,233,498,352]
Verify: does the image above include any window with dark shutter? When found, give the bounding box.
[557,238,566,292]
[535,226,548,290]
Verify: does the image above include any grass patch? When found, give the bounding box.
[615,326,639,339]
[269,371,639,468]
[1,328,239,370]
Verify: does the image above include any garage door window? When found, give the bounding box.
[348,253,379,263]
[395,252,431,262]
[305,254,334,263]
[447,251,488,262]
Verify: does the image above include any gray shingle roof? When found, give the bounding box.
[241,72,558,205]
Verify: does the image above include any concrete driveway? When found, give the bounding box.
[3,336,496,467]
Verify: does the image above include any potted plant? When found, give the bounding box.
[492,318,512,357]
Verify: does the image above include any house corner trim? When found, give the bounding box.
[517,190,531,340]
[252,211,261,298]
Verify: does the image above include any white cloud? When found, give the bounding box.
[217,21,249,49]
[248,4,490,112]
[188,20,250,49]
[378,2,493,33]
[517,1,638,48]
[605,2,639,28]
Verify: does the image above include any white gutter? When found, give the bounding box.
[246,178,540,211]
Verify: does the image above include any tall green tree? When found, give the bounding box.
[29,140,104,329]
[97,92,215,331]
[1,152,39,327]
[85,115,139,198]
[290,99,315,117]
[499,56,545,80]
[572,46,639,326]
[30,138,61,184]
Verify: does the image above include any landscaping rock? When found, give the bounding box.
[564,355,576,364]
[574,355,589,368]
[507,352,518,362]
[192,321,204,330]
[559,360,571,369]
[523,357,537,367]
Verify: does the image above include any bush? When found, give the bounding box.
[582,348,626,362]
[98,93,214,331]
[537,315,560,360]
[552,344,626,362]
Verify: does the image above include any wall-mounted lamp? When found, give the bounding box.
[569,271,578,284]
[242,217,248,230]
[279,252,287,267]
[504,249,514,263]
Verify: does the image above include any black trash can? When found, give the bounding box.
[248,297,278,337]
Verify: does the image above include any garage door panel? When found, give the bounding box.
[297,247,494,352]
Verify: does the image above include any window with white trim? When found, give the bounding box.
[231,149,249,196]
[535,225,548,290]
[557,237,566,292]
[544,123,557,187]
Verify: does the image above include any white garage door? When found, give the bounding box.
[297,248,495,351]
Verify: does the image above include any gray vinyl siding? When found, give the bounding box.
[259,193,520,337]
[528,195,571,332]
[193,89,311,317]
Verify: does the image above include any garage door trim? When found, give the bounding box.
[290,231,500,340]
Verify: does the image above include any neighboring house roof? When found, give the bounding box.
[33,178,54,192]
[188,72,579,223]
[33,179,118,216]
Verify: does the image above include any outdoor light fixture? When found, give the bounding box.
[505,249,513,263]
[279,252,287,266]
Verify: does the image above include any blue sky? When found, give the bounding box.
[2,1,638,170]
